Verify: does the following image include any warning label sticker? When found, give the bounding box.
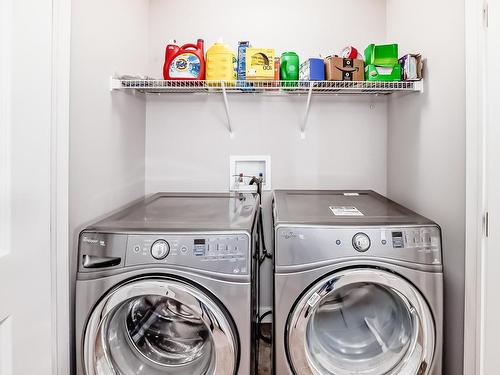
[329,206,364,216]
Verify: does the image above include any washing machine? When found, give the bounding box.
[75,192,260,375]
[273,190,443,375]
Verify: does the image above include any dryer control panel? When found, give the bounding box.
[78,231,250,275]
[275,225,442,268]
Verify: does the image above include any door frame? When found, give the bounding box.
[45,0,490,373]
[464,0,487,373]
[50,0,71,373]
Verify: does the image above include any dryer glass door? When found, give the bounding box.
[84,278,238,375]
[287,268,435,375]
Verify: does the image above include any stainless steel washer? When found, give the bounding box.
[273,190,443,375]
[75,193,260,375]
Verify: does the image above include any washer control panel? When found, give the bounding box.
[125,234,250,275]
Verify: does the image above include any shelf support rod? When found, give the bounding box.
[300,84,314,139]
[221,81,234,138]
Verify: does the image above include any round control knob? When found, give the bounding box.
[151,239,170,260]
[352,233,371,252]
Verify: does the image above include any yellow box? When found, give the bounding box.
[245,48,275,80]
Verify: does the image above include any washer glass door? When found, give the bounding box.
[84,278,238,375]
[287,268,435,375]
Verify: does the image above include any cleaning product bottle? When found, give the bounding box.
[280,52,299,80]
[163,39,205,80]
[205,39,237,81]
[280,52,299,87]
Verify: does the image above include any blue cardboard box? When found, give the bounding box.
[299,58,325,81]
[237,41,250,81]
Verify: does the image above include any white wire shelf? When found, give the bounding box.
[110,77,423,138]
[110,78,423,95]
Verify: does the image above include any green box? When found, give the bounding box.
[365,64,401,81]
[364,44,399,66]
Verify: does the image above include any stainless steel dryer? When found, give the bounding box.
[273,190,443,375]
[75,192,260,375]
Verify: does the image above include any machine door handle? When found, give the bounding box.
[82,254,121,269]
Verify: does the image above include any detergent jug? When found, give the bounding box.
[163,39,205,80]
[280,52,299,80]
[205,39,237,81]
[280,52,299,87]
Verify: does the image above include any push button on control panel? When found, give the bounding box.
[151,239,170,260]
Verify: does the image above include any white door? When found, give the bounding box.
[0,0,65,374]
[483,1,500,373]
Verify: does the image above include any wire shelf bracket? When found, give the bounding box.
[301,84,314,139]
[220,81,234,138]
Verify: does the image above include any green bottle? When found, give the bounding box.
[280,52,299,87]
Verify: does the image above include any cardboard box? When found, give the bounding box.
[274,57,280,80]
[299,58,325,81]
[365,64,401,81]
[237,41,250,81]
[365,44,399,66]
[246,48,275,80]
[399,54,423,81]
[324,56,365,81]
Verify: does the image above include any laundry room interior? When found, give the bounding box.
[8,0,492,374]
[67,0,466,374]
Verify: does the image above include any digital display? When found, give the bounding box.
[193,239,206,256]
[392,231,404,248]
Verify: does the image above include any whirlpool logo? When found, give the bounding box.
[82,236,106,247]
[280,231,305,240]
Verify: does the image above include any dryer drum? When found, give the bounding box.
[287,268,435,375]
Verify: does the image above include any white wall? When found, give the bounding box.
[70,0,149,233]
[69,0,149,370]
[145,0,389,313]
[386,1,465,374]
[147,0,387,78]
